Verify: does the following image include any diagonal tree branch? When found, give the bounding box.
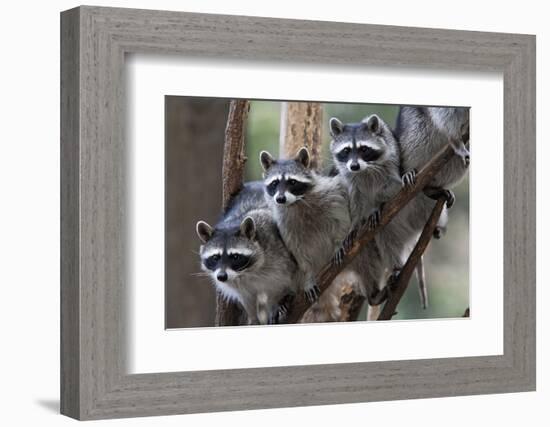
[216,99,250,327]
[378,196,446,320]
[286,142,459,324]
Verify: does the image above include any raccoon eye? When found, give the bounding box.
[230,254,240,261]
[359,146,370,153]
[268,179,279,190]
[342,147,351,154]
[288,179,297,186]
[210,254,220,262]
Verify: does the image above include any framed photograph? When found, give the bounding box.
[61,6,535,420]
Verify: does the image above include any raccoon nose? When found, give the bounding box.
[275,195,286,204]
[350,163,360,171]
[217,271,228,282]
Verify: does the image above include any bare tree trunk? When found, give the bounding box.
[279,102,323,168]
[216,100,250,326]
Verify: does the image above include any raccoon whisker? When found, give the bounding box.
[190,272,211,277]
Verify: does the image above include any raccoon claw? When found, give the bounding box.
[332,248,345,267]
[424,188,455,209]
[271,294,294,324]
[443,190,455,208]
[304,285,321,303]
[401,169,417,188]
[343,228,358,252]
[270,305,287,324]
[367,210,381,230]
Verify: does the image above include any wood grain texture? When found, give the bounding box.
[217,99,250,326]
[60,7,80,419]
[279,102,323,168]
[60,6,536,420]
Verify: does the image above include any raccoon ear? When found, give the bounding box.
[329,117,344,137]
[240,216,256,240]
[260,151,274,171]
[196,221,213,243]
[295,147,310,168]
[363,114,381,134]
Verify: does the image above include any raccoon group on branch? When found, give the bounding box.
[196,106,470,325]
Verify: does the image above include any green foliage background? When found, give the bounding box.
[245,100,470,320]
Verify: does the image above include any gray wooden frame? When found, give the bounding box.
[60,5,536,420]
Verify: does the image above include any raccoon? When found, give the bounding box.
[260,147,352,303]
[395,106,470,208]
[196,181,298,325]
[329,114,432,315]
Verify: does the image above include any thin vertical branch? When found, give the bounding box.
[377,197,447,320]
[222,100,250,208]
[216,99,250,326]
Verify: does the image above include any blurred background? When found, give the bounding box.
[165,96,469,328]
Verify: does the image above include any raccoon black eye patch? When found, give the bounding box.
[204,254,220,270]
[336,150,351,162]
[287,180,311,196]
[230,254,251,271]
[361,148,382,162]
[266,179,279,196]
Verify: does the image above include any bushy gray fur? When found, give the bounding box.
[394,106,469,283]
[260,148,352,301]
[395,106,470,190]
[196,181,298,324]
[329,115,423,311]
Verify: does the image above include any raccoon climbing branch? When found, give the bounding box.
[285,141,458,324]
[216,99,250,327]
[378,196,446,320]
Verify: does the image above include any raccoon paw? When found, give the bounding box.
[270,294,294,324]
[367,287,388,306]
[424,188,455,209]
[401,169,417,188]
[433,226,446,239]
[332,248,345,267]
[304,285,321,303]
[343,228,358,252]
[367,210,381,230]
[462,153,470,168]
[387,267,401,291]
[442,189,455,209]
[269,307,286,325]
